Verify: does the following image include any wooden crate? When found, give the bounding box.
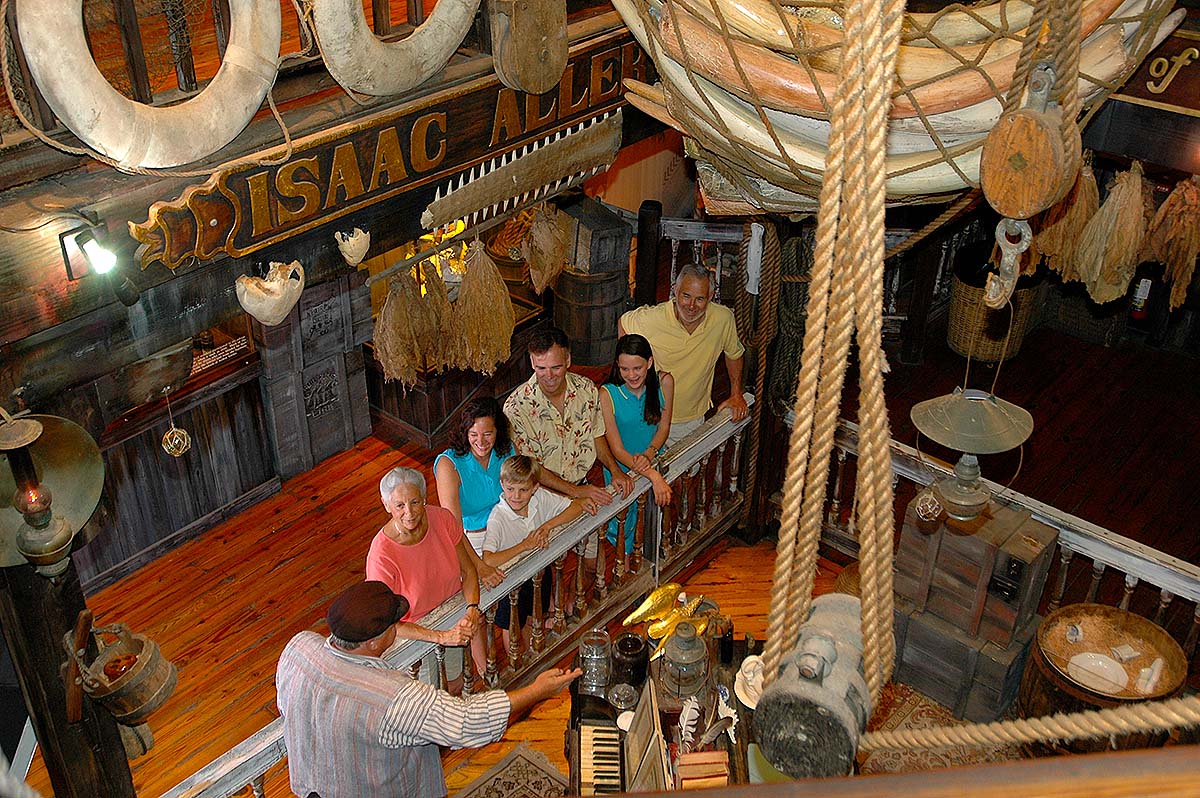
[894,598,1038,722]
[894,498,1057,649]
[556,195,633,274]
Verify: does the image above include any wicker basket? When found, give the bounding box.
[947,276,1038,362]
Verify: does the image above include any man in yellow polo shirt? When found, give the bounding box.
[618,264,748,445]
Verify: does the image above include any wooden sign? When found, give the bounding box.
[131,30,651,270]
[1110,22,1200,118]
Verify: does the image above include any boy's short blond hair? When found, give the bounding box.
[500,455,539,485]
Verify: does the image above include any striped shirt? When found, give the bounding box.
[277,632,510,798]
[324,639,511,749]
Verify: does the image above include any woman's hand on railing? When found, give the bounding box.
[648,470,672,506]
[477,560,505,589]
[442,615,475,646]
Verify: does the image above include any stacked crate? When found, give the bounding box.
[893,499,1058,722]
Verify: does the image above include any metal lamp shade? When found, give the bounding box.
[910,388,1033,456]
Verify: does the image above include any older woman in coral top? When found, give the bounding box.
[367,467,485,678]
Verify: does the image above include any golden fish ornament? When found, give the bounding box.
[623,583,683,626]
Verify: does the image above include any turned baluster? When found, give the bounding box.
[553,554,568,634]
[632,493,647,574]
[708,444,723,519]
[462,646,475,694]
[1087,561,1106,603]
[721,437,737,509]
[595,528,608,601]
[827,448,847,526]
[700,451,715,525]
[1119,574,1138,611]
[507,588,522,672]
[1046,547,1075,613]
[434,645,447,691]
[484,607,498,687]
[684,467,700,545]
[574,549,588,618]
[660,480,677,560]
[614,507,629,583]
[251,775,265,798]
[409,661,422,680]
[531,570,546,653]
[1154,590,1174,626]
[728,429,744,497]
[1184,604,1200,661]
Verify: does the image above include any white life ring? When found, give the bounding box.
[15,0,280,169]
[310,0,481,96]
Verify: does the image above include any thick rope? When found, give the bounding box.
[861,693,1200,751]
[761,0,902,703]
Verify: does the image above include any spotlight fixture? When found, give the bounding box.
[909,388,1033,521]
[59,225,140,305]
[75,228,117,274]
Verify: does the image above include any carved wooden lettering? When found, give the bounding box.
[131,30,654,270]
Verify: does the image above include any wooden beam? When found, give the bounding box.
[111,0,154,104]
[0,562,135,798]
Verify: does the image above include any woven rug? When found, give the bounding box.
[452,742,568,798]
[857,683,1024,774]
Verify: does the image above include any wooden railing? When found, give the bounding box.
[163,395,753,798]
[825,418,1200,668]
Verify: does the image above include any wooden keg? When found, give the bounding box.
[1017,603,1186,755]
[78,625,178,726]
[552,268,628,366]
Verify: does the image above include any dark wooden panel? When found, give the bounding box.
[73,377,277,589]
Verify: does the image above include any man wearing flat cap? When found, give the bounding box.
[277,581,580,798]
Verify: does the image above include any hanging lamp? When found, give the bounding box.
[909,387,1033,521]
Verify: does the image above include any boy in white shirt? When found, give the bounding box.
[483,456,587,653]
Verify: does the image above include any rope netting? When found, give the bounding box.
[612,0,1180,214]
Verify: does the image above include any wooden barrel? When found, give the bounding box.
[1017,603,1186,755]
[552,268,628,366]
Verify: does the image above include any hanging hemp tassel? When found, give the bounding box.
[1146,176,1200,311]
[1076,162,1145,304]
[522,203,568,294]
[455,240,515,375]
[420,254,464,371]
[1038,158,1099,282]
[373,267,427,387]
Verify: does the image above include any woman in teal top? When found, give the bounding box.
[600,334,675,553]
[434,397,514,556]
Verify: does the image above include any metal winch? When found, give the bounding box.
[753,593,873,778]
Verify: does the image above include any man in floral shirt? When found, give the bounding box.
[504,327,634,580]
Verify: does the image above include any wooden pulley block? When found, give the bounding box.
[981,64,1069,220]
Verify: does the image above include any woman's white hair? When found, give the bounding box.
[379,466,425,501]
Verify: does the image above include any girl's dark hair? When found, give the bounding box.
[606,334,663,426]
[449,397,513,457]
